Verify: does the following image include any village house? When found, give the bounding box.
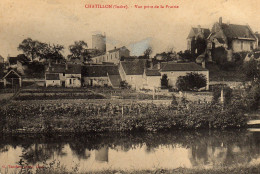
[81,65,121,88]
[208,17,258,61]
[159,62,209,90]
[91,46,130,64]
[142,69,161,90]
[187,26,211,56]
[119,60,146,90]
[1,69,22,88]
[45,63,81,87]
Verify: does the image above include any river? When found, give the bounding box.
[0,130,259,173]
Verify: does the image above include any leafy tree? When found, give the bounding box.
[68,41,90,62]
[242,59,260,82]
[18,38,49,61]
[176,73,207,91]
[212,46,227,65]
[161,74,169,89]
[45,44,65,63]
[178,50,194,61]
[143,47,152,59]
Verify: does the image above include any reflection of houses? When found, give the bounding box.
[91,46,130,64]
[81,65,121,88]
[160,62,209,90]
[208,17,257,61]
[45,64,81,87]
[95,146,108,162]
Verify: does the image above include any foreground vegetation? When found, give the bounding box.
[0,97,248,133]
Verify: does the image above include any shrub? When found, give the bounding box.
[161,74,169,89]
[176,72,207,91]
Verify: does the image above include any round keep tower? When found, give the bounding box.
[92,33,106,53]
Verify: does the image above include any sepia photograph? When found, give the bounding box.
[0,0,260,173]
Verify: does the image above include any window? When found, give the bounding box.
[69,79,72,84]
[63,73,65,76]
[111,55,112,60]
[241,41,243,50]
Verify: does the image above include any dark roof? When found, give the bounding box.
[160,62,207,72]
[188,28,211,39]
[46,73,60,80]
[120,61,145,75]
[221,23,255,40]
[108,46,129,53]
[3,69,21,79]
[216,38,225,44]
[108,74,122,87]
[47,64,81,74]
[145,69,161,76]
[82,65,119,77]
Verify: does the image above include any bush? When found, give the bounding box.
[161,74,169,89]
[176,72,207,91]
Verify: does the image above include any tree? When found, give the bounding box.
[176,73,207,91]
[68,41,90,62]
[143,47,152,59]
[18,38,49,61]
[242,59,260,82]
[45,44,65,63]
[161,74,169,89]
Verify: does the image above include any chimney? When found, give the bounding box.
[219,17,222,25]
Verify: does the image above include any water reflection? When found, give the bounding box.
[0,130,259,172]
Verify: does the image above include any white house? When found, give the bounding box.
[91,46,130,64]
[45,63,81,87]
[160,62,209,90]
[143,69,161,90]
[119,60,146,90]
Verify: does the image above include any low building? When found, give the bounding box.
[45,64,81,87]
[81,65,120,87]
[143,69,161,90]
[2,69,22,88]
[119,60,146,90]
[160,62,209,90]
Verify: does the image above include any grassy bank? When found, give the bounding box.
[0,99,247,133]
[14,164,260,174]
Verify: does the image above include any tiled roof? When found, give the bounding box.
[82,65,119,77]
[145,69,161,76]
[120,61,145,75]
[188,28,211,39]
[47,64,81,74]
[221,23,255,40]
[160,62,207,72]
[108,74,122,87]
[108,46,129,53]
[46,73,60,80]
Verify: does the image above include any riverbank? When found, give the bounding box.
[0,99,247,133]
[34,165,260,174]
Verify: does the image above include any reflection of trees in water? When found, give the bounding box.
[21,143,66,165]
[0,130,259,167]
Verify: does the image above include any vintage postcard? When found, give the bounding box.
[0,0,260,173]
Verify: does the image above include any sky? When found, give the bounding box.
[1,0,260,59]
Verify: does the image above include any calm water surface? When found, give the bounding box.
[0,130,259,173]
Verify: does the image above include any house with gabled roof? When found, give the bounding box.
[119,60,146,90]
[208,17,257,57]
[160,62,209,90]
[45,63,81,87]
[187,26,210,56]
[143,69,161,90]
[91,46,130,64]
[81,65,121,87]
